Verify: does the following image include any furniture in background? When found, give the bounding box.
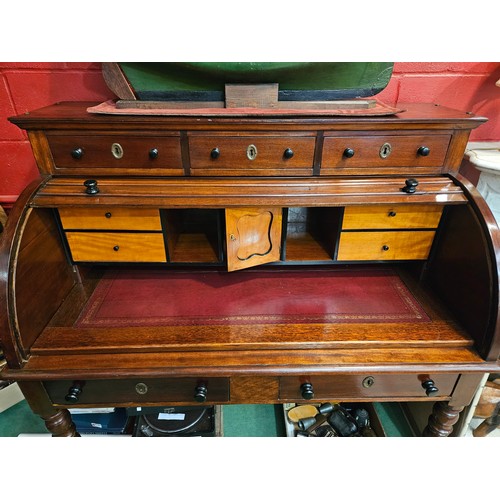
[0,101,499,437]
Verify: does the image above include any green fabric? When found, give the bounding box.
[0,400,49,437]
[120,62,393,95]
[223,404,286,437]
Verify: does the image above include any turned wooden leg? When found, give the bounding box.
[422,401,464,437]
[43,409,80,437]
[17,380,80,437]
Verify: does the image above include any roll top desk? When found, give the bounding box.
[1,101,499,436]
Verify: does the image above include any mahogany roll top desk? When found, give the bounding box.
[1,101,500,437]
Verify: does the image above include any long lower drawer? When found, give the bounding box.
[45,378,230,405]
[280,373,459,401]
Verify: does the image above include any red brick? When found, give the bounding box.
[0,62,68,69]
[394,62,499,74]
[64,62,103,70]
[375,76,400,106]
[0,76,26,140]
[0,142,40,199]
[5,71,114,112]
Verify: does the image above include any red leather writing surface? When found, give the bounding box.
[75,268,429,327]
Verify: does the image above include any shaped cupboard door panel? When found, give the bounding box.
[225,208,282,271]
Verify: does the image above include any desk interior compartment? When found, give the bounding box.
[283,207,342,262]
[163,209,223,264]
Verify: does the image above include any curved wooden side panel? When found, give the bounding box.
[0,178,76,369]
[427,173,500,361]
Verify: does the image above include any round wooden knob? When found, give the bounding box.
[388,211,397,217]
[105,212,112,218]
[194,383,208,403]
[300,382,314,400]
[65,381,84,403]
[421,379,439,396]
[83,179,99,195]
[417,146,430,156]
[149,148,159,159]
[283,148,294,159]
[210,147,220,159]
[382,245,390,251]
[343,148,355,158]
[71,147,84,159]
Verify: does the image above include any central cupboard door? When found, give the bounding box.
[225,208,282,271]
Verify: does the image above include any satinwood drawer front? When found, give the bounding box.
[45,378,230,405]
[65,232,167,262]
[342,205,443,230]
[280,373,459,401]
[321,134,451,173]
[59,207,162,231]
[337,230,436,261]
[188,135,316,175]
[45,134,183,174]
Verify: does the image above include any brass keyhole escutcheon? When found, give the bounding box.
[111,142,124,159]
[246,144,258,161]
[362,376,375,388]
[379,142,392,159]
[135,382,148,395]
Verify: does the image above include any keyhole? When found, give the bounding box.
[379,142,392,159]
[111,143,124,159]
[246,144,258,161]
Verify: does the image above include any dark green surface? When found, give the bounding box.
[0,399,49,436]
[119,62,394,100]
[0,400,414,437]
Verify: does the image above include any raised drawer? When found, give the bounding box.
[280,373,459,401]
[342,205,443,230]
[45,377,230,405]
[46,134,183,174]
[65,232,167,262]
[321,134,451,172]
[59,207,162,231]
[189,135,316,175]
[337,230,436,260]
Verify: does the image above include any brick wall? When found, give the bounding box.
[1,62,499,206]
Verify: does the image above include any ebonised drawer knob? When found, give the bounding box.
[194,383,208,403]
[71,147,84,159]
[283,148,294,159]
[113,245,120,252]
[417,146,430,157]
[210,147,220,159]
[149,148,159,159]
[388,211,397,217]
[382,245,390,251]
[402,178,419,194]
[421,379,439,396]
[83,179,99,195]
[65,381,84,403]
[343,148,355,158]
[105,212,112,218]
[300,382,314,400]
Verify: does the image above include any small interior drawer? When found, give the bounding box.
[280,373,459,401]
[342,205,443,230]
[45,377,230,405]
[59,207,162,231]
[321,134,451,171]
[189,135,315,174]
[337,230,436,260]
[46,134,183,172]
[65,232,167,262]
